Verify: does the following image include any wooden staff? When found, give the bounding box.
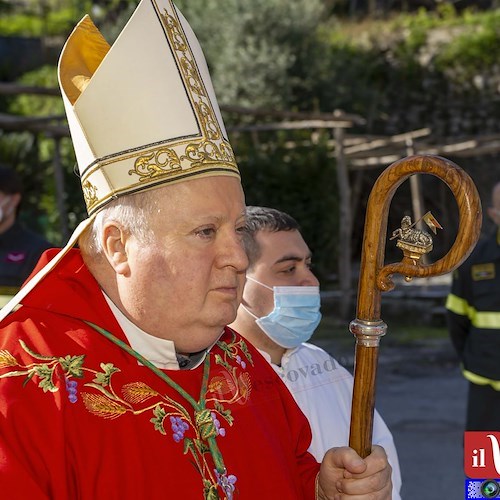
[348,154,482,458]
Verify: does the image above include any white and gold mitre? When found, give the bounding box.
[58,0,239,215]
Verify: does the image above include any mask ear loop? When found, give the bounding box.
[246,275,274,291]
[240,304,260,320]
[243,276,276,322]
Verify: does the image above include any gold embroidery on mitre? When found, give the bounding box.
[129,148,182,182]
[161,10,236,166]
[82,180,98,208]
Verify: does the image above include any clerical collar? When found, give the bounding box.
[103,293,207,370]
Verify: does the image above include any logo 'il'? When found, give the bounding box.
[464,431,500,478]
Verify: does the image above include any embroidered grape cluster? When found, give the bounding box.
[215,469,237,500]
[235,355,246,370]
[170,416,189,443]
[65,378,78,403]
[211,411,226,437]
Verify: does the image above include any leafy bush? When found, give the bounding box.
[0,7,77,37]
[175,0,326,110]
[235,131,339,279]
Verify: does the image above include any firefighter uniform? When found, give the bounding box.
[446,229,500,430]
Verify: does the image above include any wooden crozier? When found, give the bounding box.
[348,155,482,458]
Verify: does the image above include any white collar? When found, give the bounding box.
[257,346,298,368]
[103,293,207,370]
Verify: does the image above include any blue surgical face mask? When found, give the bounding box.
[243,277,322,349]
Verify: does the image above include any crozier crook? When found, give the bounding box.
[348,155,482,458]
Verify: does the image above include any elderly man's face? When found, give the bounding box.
[123,176,248,352]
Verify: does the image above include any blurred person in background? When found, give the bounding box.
[0,166,52,306]
[446,181,500,430]
[230,205,402,499]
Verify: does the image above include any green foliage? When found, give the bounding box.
[9,66,64,116]
[235,131,339,280]
[434,19,500,83]
[0,7,78,37]
[175,0,326,109]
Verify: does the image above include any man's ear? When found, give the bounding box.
[101,223,130,276]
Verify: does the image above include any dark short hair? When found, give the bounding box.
[243,206,300,268]
[0,167,23,196]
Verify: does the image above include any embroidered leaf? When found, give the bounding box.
[184,437,195,455]
[239,340,254,365]
[193,438,210,455]
[33,364,57,393]
[19,340,55,361]
[0,350,18,368]
[204,482,220,500]
[81,392,127,419]
[150,404,166,434]
[58,354,85,377]
[0,370,30,379]
[22,371,36,387]
[93,363,120,386]
[216,341,231,355]
[122,382,158,404]
[213,354,231,371]
[214,401,233,426]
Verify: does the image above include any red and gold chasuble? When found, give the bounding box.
[0,249,319,499]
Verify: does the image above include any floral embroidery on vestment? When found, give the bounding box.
[0,331,253,499]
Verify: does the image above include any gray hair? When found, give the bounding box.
[79,189,161,260]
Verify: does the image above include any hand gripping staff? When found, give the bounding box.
[348,154,482,458]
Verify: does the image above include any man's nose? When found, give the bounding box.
[220,231,248,271]
[300,268,319,287]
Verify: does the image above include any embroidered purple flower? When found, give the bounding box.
[235,354,246,370]
[65,378,78,403]
[211,411,226,438]
[170,415,189,443]
[215,469,237,500]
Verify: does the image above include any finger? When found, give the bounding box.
[322,446,367,476]
[343,445,388,479]
[337,466,393,498]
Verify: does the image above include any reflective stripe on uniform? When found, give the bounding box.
[446,293,472,317]
[446,294,500,329]
[474,311,500,328]
[462,368,500,391]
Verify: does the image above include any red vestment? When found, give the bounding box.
[0,249,319,499]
